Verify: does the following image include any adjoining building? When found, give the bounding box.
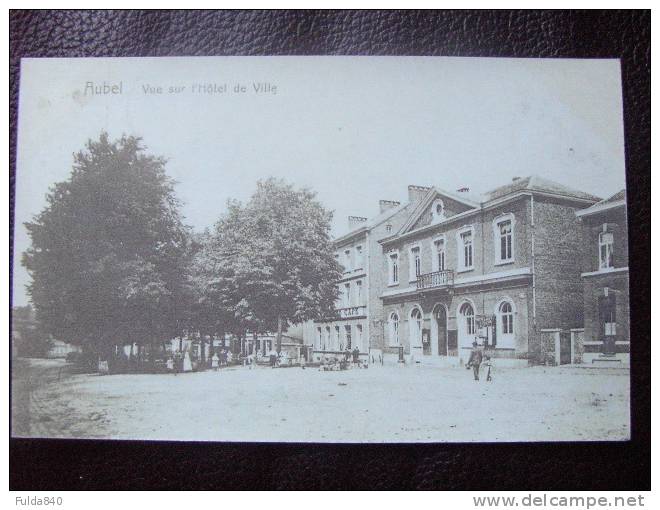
[307,189,428,363]
[377,176,601,365]
[575,190,629,364]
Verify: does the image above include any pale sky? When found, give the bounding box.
[13,56,626,307]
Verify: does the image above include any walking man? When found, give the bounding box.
[466,341,483,381]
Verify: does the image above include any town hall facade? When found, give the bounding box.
[305,176,629,366]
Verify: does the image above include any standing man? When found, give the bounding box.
[466,341,483,381]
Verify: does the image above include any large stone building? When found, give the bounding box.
[575,190,629,364]
[377,176,604,364]
[306,176,611,366]
[308,188,427,362]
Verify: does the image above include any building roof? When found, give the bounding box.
[484,175,602,203]
[575,189,626,218]
[334,201,409,244]
[593,189,626,206]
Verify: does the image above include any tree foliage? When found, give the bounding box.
[199,178,342,350]
[22,133,192,355]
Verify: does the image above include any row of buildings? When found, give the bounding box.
[304,176,629,366]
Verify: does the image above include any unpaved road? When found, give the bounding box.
[11,358,630,442]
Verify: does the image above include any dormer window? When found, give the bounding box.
[599,231,614,269]
[431,199,446,223]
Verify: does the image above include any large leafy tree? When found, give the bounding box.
[22,133,192,358]
[204,178,342,352]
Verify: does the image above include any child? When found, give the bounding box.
[483,355,493,382]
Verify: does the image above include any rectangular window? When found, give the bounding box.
[355,246,363,269]
[409,246,421,281]
[460,230,473,270]
[434,239,445,271]
[389,253,399,284]
[344,249,352,272]
[344,283,351,307]
[345,325,352,350]
[356,324,363,351]
[599,232,614,269]
[499,220,513,261]
[324,327,330,350]
[356,280,362,305]
[317,327,322,350]
[335,326,341,350]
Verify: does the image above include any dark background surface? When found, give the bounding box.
[9,10,650,490]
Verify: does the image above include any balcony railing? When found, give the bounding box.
[416,270,455,290]
[337,305,367,318]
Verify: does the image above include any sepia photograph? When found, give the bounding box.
[11,55,630,443]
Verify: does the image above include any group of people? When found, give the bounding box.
[209,349,233,369]
[319,346,364,371]
[243,348,290,369]
[466,340,493,382]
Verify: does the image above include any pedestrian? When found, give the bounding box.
[166,356,174,372]
[211,352,219,370]
[269,348,277,368]
[466,341,483,381]
[483,355,493,382]
[352,346,360,365]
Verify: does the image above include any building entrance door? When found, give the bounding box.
[433,305,448,356]
[458,302,475,363]
[409,308,423,359]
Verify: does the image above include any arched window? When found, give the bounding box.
[410,308,423,347]
[496,300,515,348]
[459,302,475,335]
[389,312,400,346]
[431,199,445,223]
[499,302,514,334]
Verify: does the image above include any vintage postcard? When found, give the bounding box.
[12,56,629,442]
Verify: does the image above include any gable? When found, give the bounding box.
[399,189,478,234]
[409,195,475,231]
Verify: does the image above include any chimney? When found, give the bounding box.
[348,216,368,230]
[408,185,431,203]
[456,187,470,193]
[379,199,401,214]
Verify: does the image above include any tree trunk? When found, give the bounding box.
[276,315,283,354]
